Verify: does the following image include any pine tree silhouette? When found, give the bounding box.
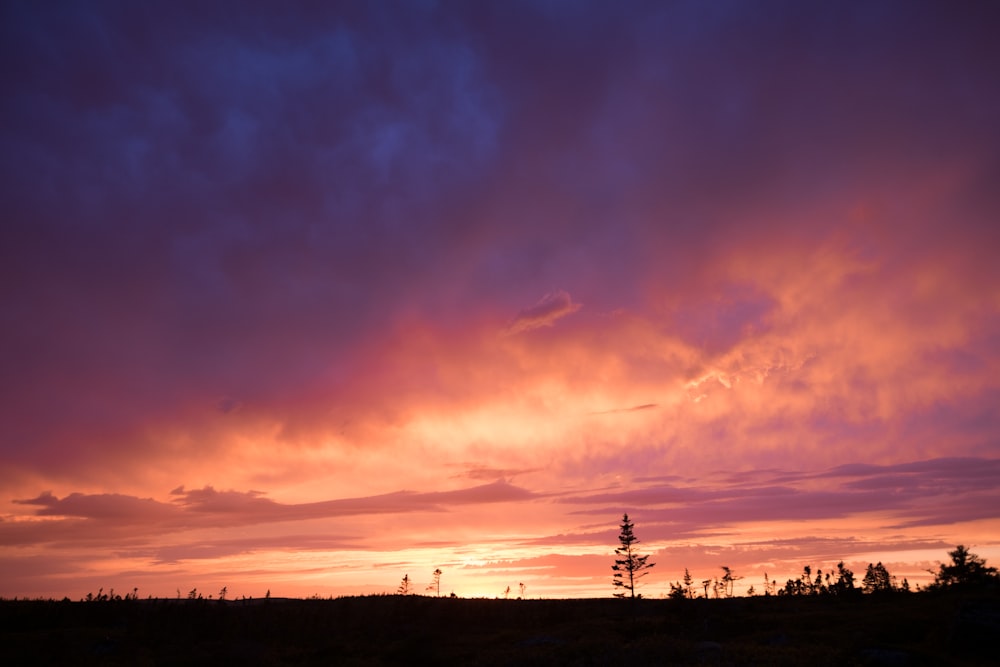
[611,513,655,598]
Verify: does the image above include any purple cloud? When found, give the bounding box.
[562,457,1000,536]
[4,479,542,548]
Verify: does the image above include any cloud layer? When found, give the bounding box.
[2,1,998,598]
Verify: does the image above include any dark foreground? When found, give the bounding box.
[2,591,998,665]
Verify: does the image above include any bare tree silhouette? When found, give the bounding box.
[426,568,442,596]
[720,566,742,598]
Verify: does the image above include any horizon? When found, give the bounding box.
[2,2,999,602]
[2,507,990,601]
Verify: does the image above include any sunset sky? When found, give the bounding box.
[2,1,999,600]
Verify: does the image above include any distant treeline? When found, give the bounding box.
[2,544,994,605]
[667,545,998,600]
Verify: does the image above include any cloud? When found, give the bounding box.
[504,290,582,335]
[147,534,360,565]
[449,463,541,481]
[1,1,999,598]
[588,403,659,416]
[560,457,1000,539]
[216,396,243,414]
[14,491,178,522]
[4,479,543,548]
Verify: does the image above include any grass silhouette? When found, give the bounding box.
[2,588,998,665]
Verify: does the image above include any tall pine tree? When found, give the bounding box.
[612,513,655,598]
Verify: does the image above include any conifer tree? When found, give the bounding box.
[932,545,998,588]
[611,513,655,598]
[862,562,894,593]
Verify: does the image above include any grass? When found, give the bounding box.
[2,590,997,665]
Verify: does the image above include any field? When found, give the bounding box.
[2,590,997,665]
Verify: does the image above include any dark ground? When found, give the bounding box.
[2,590,998,665]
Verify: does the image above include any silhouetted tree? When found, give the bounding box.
[669,568,696,600]
[932,545,998,589]
[814,569,826,595]
[801,565,814,595]
[426,568,442,596]
[397,574,412,595]
[611,513,655,598]
[668,581,686,599]
[720,566,741,598]
[781,575,804,596]
[519,582,526,599]
[830,561,857,596]
[862,562,894,593]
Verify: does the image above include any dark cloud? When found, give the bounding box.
[14,491,178,521]
[0,0,506,472]
[4,479,541,548]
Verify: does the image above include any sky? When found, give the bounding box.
[2,1,999,600]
